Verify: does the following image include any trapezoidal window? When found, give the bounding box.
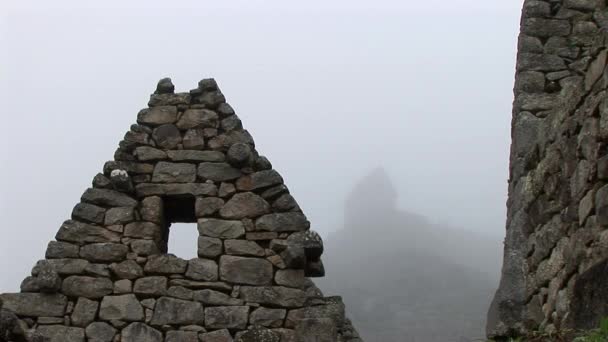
[161,195,199,259]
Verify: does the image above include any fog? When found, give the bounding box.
[1,0,521,339]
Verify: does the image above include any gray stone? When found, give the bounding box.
[144,254,188,274]
[99,294,144,322]
[140,196,163,224]
[111,171,133,192]
[121,322,162,342]
[72,203,106,224]
[93,173,112,189]
[152,124,182,149]
[104,207,135,225]
[195,90,226,109]
[236,170,283,191]
[46,241,80,259]
[585,50,607,91]
[200,329,233,342]
[56,220,121,244]
[114,279,132,294]
[198,219,245,239]
[193,289,243,306]
[221,115,242,132]
[166,330,198,342]
[226,143,252,167]
[522,18,571,38]
[134,146,167,161]
[169,279,232,292]
[272,194,299,212]
[134,276,168,296]
[239,286,307,308]
[34,258,89,276]
[85,263,110,277]
[167,150,225,162]
[71,297,99,327]
[285,302,345,328]
[152,162,196,183]
[37,325,85,342]
[250,307,286,328]
[80,243,129,262]
[260,185,288,200]
[137,106,178,126]
[131,239,161,256]
[81,188,137,207]
[596,184,608,226]
[254,156,272,171]
[294,318,338,342]
[150,297,204,325]
[62,276,113,299]
[104,161,154,175]
[224,240,265,257]
[207,130,254,151]
[198,163,242,182]
[136,183,218,197]
[185,258,218,281]
[182,129,206,150]
[34,261,62,293]
[149,92,191,107]
[236,326,279,342]
[255,213,310,232]
[219,192,271,219]
[271,329,296,342]
[198,236,223,258]
[204,306,249,329]
[196,197,225,217]
[110,260,144,279]
[167,286,194,300]
[177,109,219,130]
[219,256,273,285]
[85,322,116,341]
[124,222,162,240]
[287,230,324,258]
[216,102,234,115]
[0,293,67,317]
[275,270,306,288]
[517,53,567,71]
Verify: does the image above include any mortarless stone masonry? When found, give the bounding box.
[0,78,362,342]
[488,0,608,339]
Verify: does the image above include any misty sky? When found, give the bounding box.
[0,0,522,292]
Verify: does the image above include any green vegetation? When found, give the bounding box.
[573,318,608,342]
[485,318,608,342]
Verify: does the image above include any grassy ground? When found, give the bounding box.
[487,318,608,342]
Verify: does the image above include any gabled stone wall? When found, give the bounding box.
[0,78,362,342]
[488,0,608,338]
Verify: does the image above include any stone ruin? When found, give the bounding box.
[488,0,608,339]
[0,78,362,342]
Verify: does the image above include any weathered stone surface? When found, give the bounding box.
[239,286,307,308]
[144,254,187,274]
[224,240,265,257]
[226,143,252,167]
[198,219,245,239]
[198,236,223,258]
[208,130,254,151]
[140,196,163,224]
[196,197,225,217]
[219,182,237,198]
[185,258,218,281]
[250,307,286,328]
[34,258,89,276]
[121,322,162,342]
[152,124,182,149]
[37,325,85,342]
[205,306,249,329]
[71,297,99,327]
[236,326,279,342]
[272,194,299,212]
[0,293,67,317]
[99,294,144,322]
[104,207,135,225]
[152,162,196,183]
[285,301,345,328]
[193,289,243,306]
[56,220,120,244]
[167,150,225,162]
[221,115,242,132]
[131,239,161,256]
[62,276,113,299]
[46,241,80,259]
[182,129,206,150]
[220,192,271,219]
[80,243,129,262]
[275,269,306,288]
[114,279,132,294]
[85,322,116,341]
[124,222,162,240]
[137,106,178,126]
[200,329,233,342]
[294,318,338,342]
[169,279,232,292]
[220,256,273,285]
[136,183,218,197]
[198,163,242,182]
[236,170,283,191]
[150,297,204,325]
[177,109,219,130]
[167,286,194,300]
[72,203,106,224]
[134,276,168,296]
[596,184,608,226]
[134,146,167,161]
[255,213,310,232]
[287,230,324,259]
[149,92,191,107]
[110,260,144,279]
[166,330,199,342]
[81,188,137,207]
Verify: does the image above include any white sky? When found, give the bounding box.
[0,0,523,291]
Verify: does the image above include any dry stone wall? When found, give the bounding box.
[0,78,362,342]
[488,0,608,338]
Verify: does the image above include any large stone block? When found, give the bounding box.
[152,124,182,149]
[198,219,245,239]
[72,203,106,224]
[124,222,162,240]
[85,322,116,341]
[198,163,242,182]
[152,162,196,183]
[193,289,244,306]
[294,318,338,342]
[285,301,345,328]
[99,294,144,321]
[186,258,218,281]
[109,260,144,279]
[239,286,307,308]
[136,183,218,197]
[255,213,310,232]
[71,297,99,327]
[219,192,271,219]
[62,276,113,299]
[133,276,168,296]
[37,325,85,342]
[56,220,120,244]
[200,329,233,342]
[167,150,226,162]
[144,254,187,274]
[80,243,129,262]
[176,109,219,129]
[198,236,223,258]
[81,188,137,207]
[204,306,249,329]
[104,207,135,225]
[219,256,273,285]
[137,106,178,126]
[150,297,205,325]
[121,323,162,342]
[46,241,80,259]
[250,307,286,328]
[235,170,283,191]
[166,330,199,342]
[224,240,265,257]
[0,293,67,317]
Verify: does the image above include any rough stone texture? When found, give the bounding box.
[0,79,360,342]
[488,1,608,339]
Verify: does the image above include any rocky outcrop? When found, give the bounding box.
[0,78,362,342]
[488,0,608,338]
